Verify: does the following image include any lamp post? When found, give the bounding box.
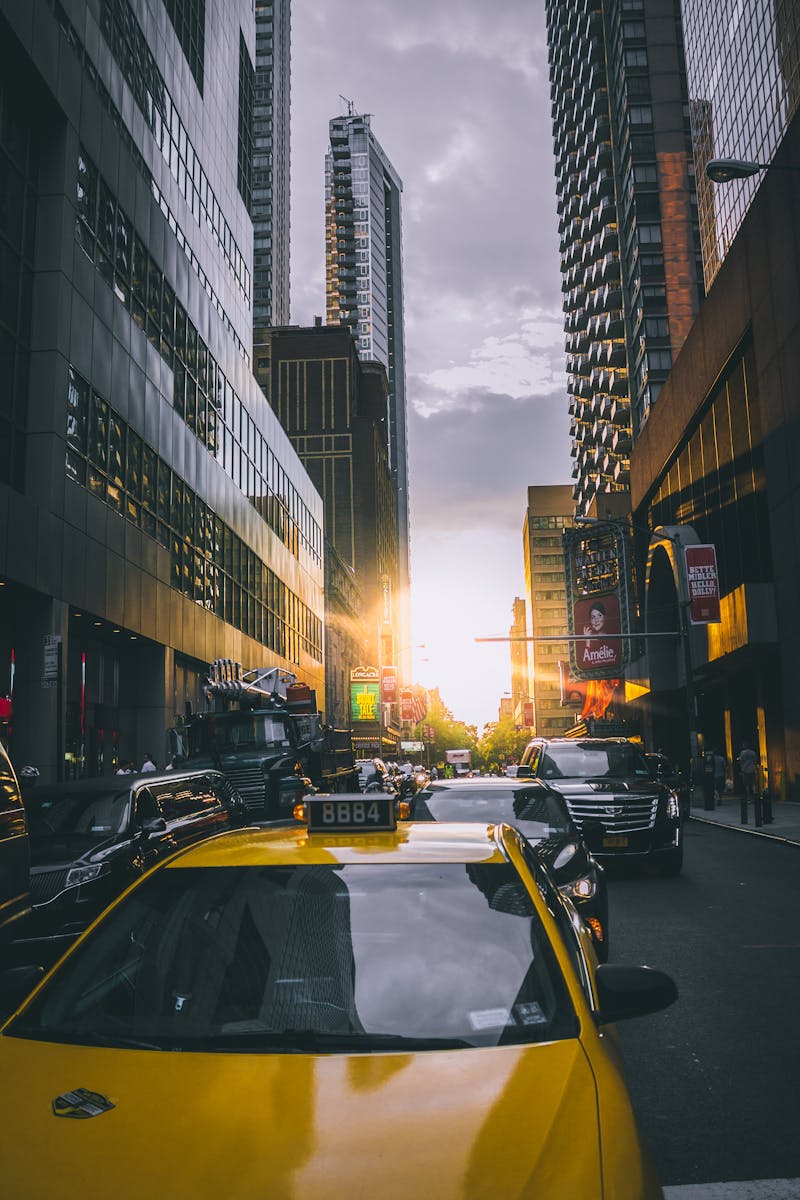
[705,156,800,183]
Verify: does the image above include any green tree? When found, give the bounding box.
[477,718,530,774]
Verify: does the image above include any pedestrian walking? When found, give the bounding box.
[737,742,757,823]
[713,750,727,803]
[701,748,716,810]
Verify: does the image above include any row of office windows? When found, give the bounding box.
[75,148,321,567]
[64,366,323,665]
[99,0,251,304]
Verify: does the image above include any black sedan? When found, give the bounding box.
[411,778,609,961]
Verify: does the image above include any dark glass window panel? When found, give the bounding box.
[89,392,109,468]
[114,209,132,303]
[194,551,204,601]
[186,323,197,375]
[97,178,115,255]
[126,430,142,498]
[142,509,156,538]
[233,583,241,629]
[132,299,146,332]
[173,359,186,417]
[207,354,217,409]
[197,339,207,394]
[1,158,25,247]
[131,236,147,307]
[185,375,197,432]
[195,500,206,553]
[181,544,193,596]
[125,496,140,524]
[77,150,98,229]
[147,258,162,342]
[157,459,171,519]
[161,281,175,360]
[196,392,207,444]
[157,519,170,549]
[107,480,123,513]
[174,300,187,362]
[66,366,89,451]
[65,448,86,485]
[171,476,183,531]
[87,465,107,500]
[206,402,217,456]
[108,414,125,487]
[183,489,195,544]
[142,445,157,512]
[171,537,182,588]
[75,214,96,261]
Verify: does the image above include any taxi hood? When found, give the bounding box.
[0,1036,611,1200]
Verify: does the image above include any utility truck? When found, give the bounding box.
[170,659,358,819]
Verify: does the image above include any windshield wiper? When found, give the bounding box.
[9,1026,163,1051]
[166,1029,474,1053]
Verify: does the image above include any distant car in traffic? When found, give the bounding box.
[20,769,247,961]
[412,776,609,960]
[517,737,683,875]
[0,794,676,1198]
[644,752,690,821]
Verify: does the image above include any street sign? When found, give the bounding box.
[42,634,61,689]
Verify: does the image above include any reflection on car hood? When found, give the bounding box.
[0,1036,613,1199]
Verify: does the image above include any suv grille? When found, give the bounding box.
[224,766,266,811]
[30,868,70,905]
[565,795,659,834]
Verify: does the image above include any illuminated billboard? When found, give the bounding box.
[350,666,380,722]
[563,522,633,681]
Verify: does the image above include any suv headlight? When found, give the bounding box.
[559,873,597,901]
[667,792,680,820]
[65,863,108,888]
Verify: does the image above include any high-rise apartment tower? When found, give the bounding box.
[252,0,291,332]
[546,0,702,512]
[325,110,410,670]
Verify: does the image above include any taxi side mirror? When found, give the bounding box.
[515,765,533,779]
[140,816,168,837]
[594,964,677,1024]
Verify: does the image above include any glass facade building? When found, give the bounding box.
[682,0,800,290]
[324,111,410,671]
[546,0,702,513]
[0,0,322,781]
[252,0,291,330]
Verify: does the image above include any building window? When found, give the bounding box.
[238,33,255,213]
[162,0,206,93]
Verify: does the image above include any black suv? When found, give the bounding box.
[517,737,683,875]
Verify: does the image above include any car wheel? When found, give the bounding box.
[659,844,683,876]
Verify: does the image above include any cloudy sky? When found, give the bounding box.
[290,0,572,730]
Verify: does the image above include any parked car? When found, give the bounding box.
[517,737,683,875]
[412,776,609,960]
[0,743,30,943]
[19,769,247,961]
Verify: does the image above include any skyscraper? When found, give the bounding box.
[325,109,410,671]
[682,0,800,291]
[546,0,702,513]
[253,0,291,332]
[0,0,323,778]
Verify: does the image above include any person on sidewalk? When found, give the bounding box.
[701,749,716,810]
[737,743,757,823]
[713,750,727,803]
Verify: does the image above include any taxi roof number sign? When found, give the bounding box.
[305,794,397,834]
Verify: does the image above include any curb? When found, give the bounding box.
[689,811,800,848]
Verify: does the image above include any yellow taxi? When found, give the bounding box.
[0,793,675,1199]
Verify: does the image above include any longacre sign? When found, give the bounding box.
[684,544,721,625]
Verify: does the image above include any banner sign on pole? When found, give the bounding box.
[684,545,721,624]
[563,522,633,681]
[381,666,398,705]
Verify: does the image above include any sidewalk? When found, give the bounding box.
[689,790,800,847]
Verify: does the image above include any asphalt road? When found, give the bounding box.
[606,818,800,1194]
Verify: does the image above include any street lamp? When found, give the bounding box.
[705,156,800,183]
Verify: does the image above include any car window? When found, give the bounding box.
[540,743,650,779]
[27,789,131,838]
[414,786,572,837]
[8,861,579,1053]
[149,778,219,821]
[520,841,594,1005]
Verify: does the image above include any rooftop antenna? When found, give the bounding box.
[339,94,356,116]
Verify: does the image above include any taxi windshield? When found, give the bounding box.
[8,862,577,1053]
